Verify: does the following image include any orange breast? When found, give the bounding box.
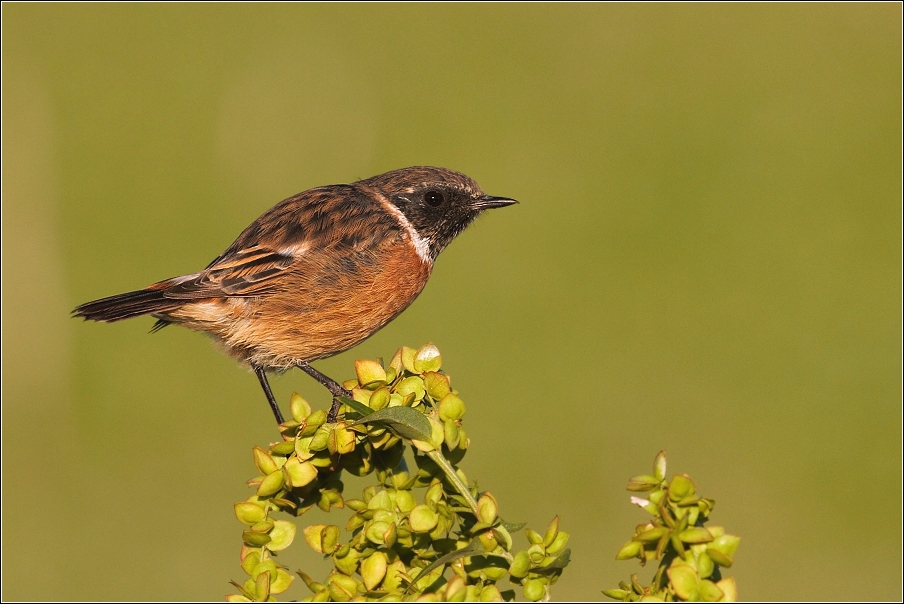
[200,238,433,368]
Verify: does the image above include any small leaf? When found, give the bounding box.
[328,573,359,602]
[269,440,295,456]
[635,526,668,543]
[404,539,486,594]
[668,474,696,502]
[546,531,569,555]
[229,580,255,600]
[679,526,714,544]
[400,346,418,373]
[256,469,285,497]
[303,524,327,553]
[267,520,297,551]
[667,564,699,601]
[705,547,734,568]
[409,505,440,532]
[602,588,629,599]
[509,550,531,578]
[242,530,271,548]
[523,578,546,602]
[395,376,426,402]
[697,550,715,579]
[616,540,642,560]
[349,406,432,442]
[477,492,499,525]
[296,570,325,594]
[699,579,725,602]
[254,571,270,602]
[253,447,278,476]
[361,551,388,591]
[270,568,295,594]
[366,521,392,545]
[500,520,527,532]
[337,396,373,417]
[322,524,340,554]
[369,387,391,411]
[283,457,318,489]
[423,371,451,400]
[708,534,740,559]
[716,577,738,602]
[414,342,442,373]
[443,574,467,601]
[355,359,387,387]
[438,393,466,421]
[536,548,571,573]
[290,393,312,422]
[627,475,660,492]
[240,549,261,575]
[234,502,267,526]
[653,450,667,481]
[543,515,560,547]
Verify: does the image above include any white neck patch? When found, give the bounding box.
[374,194,433,264]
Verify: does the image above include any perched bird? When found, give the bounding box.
[73,166,517,424]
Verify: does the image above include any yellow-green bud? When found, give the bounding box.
[290,392,312,422]
[360,551,388,590]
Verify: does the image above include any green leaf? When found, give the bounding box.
[668,474,696,502]
[653,450,667,481]
[699,579,725,602]
[290,392,312,422]
[229,580,256,601]
[627,474,660,492]
[270,568,295,595]
[242,530,271,548]
[414,342,442,373]
[509,550,531,578]
[679,527,714,544]
[667,564,699,600]
[338,395,373,417]
[500,519,527,532]
[234,502,267,526]
[269,440,295,456]
[404,539,486,594]
[602,588,629,600]
[409,504,440,533]
[615,540,642,560]
[708,534,740,559]
[350,406,432,441]
[523,577,546,602]
[256,469,285,497]
[536,548,571,573]
[267,520,297,551]
[361,551,388,591]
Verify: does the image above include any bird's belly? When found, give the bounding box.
[212,247,432,369]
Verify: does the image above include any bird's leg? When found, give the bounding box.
[296,360,353,423]
[253,364,285,425]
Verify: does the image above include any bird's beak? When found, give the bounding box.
[475,195,519,210]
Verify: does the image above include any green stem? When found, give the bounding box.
[425,448,479,516]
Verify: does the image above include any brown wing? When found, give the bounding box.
[162,246,296,299]
[161,184,403,300]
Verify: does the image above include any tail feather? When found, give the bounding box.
[72,288,180,323]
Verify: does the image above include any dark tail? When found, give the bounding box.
[72,287,180,323]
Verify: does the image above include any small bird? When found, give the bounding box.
[73,166,517,424]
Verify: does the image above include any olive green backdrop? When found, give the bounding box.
[2,4,900,601]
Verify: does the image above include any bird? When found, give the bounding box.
[72,166,517,425]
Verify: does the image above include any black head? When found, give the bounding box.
[356,166,517,260]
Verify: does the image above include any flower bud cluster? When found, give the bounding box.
[604,451,740,602]
[227,343,571,601]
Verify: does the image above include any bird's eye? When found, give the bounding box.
[424,190,445,207]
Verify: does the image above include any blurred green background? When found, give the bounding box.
[2,4,900,601]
